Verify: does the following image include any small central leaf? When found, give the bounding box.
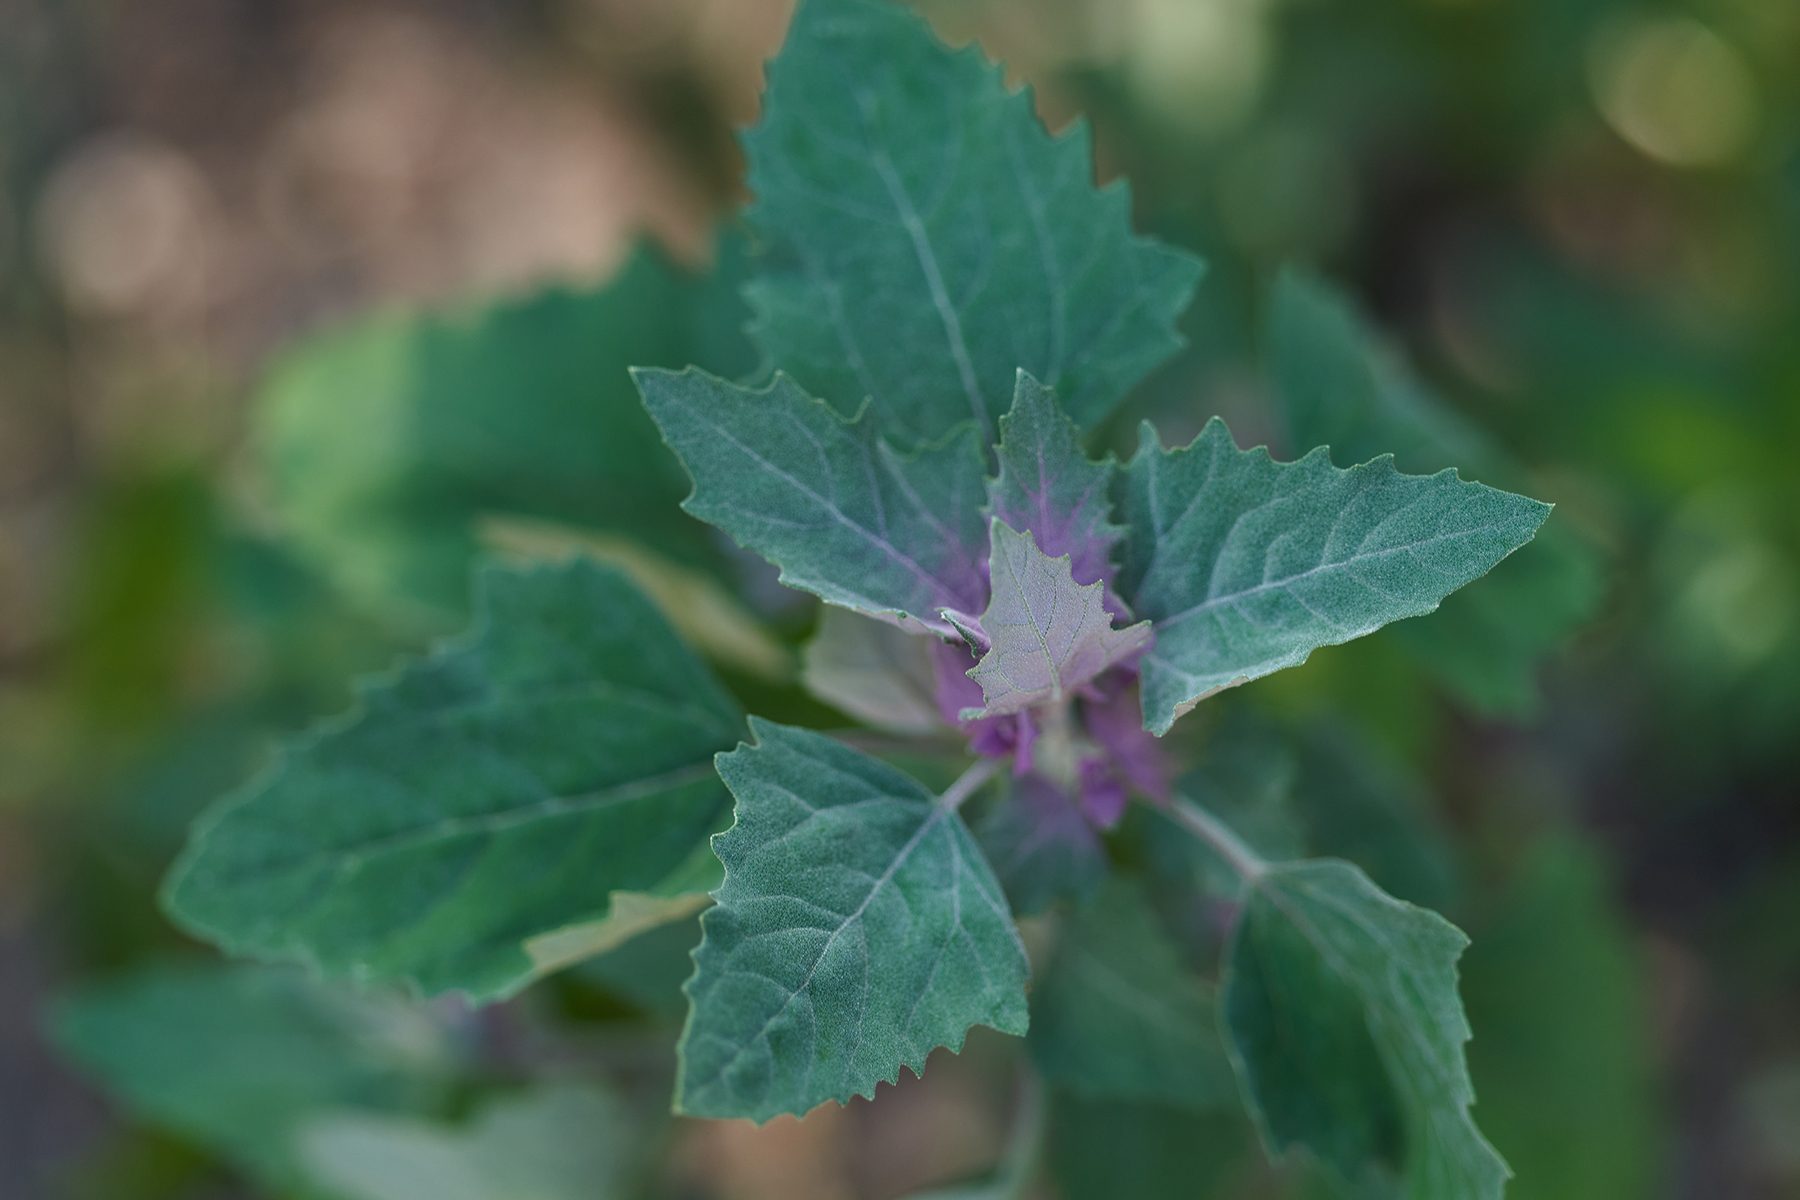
[962,520,1152,718]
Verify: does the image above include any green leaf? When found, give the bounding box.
[1048,1096,1255,1200]
[986,372,1123,590]
[257,240,753,620]
[1461,837,1659,1200]
[50,965,451,1191]
[963,520,1151,717]
[1267,268,1603,715]
[1223,859,1508,1198]
[677,720,1028,1121]
[1119,417,1551,734]
[636,368,989,637]
[802,606,946,733]
[299,1084,631,1200]
[1029,880,1235,1109]
[744,0,1203,445]
[163,561,741,1001]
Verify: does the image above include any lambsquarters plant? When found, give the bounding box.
[165,1,1550,1194]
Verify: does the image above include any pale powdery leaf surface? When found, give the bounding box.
[636,368,987,637]
[987,371,1124,596]
[1224,860,1509,1199]
[1119,418,1550,734]
[677,720,1028,1122]
[163,562,741,1001]
[300,1084,630,1200]
[801,606,945,734]
[744,0,1203,446]
[964,521,1151,718]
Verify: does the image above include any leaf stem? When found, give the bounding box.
[994,1065,1048,1200]
[940,757,1002,813]
[1168,796,1268,881]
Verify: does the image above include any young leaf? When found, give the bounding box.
[1029,880,1236,1109]
[964,521,1151,718]
[678,720,1028,1122]
[1223,859,1509,1198]
[257,240,753,619]
[1267,269,1603,715]
[300,1084,630,1200]
[51,965,451,1192]
[635,367,987,637]
[987,372,1124,594]
[1119,418,1551,734]
[743,0,1203,445]
[163,561,741,1001]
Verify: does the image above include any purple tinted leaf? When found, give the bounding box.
[960,521,1153,718]
[988,373,1126,613]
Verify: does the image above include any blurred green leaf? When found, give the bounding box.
[1223,860,1507,1198]
[257,240,753,622]
[744,0,1203,446]
[51,965,451,1193]
[164,562,740,1001]
[298,1084,631,1200]
[1048,1095,1254,1200]
[1461,836,1661,1199]
[1028,879,1235,1108]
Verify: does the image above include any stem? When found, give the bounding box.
[995,1066,1048,1200]
[1169,796,1268,881]
[940,756,1002,813]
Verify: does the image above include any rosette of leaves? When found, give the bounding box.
[160,1,1553,1195]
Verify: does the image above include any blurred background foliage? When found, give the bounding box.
[1,0,1797,1196]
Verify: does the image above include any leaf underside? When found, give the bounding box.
[163,562,741,1001]
[744,0,1203,447]
[1119,418,1551,734]
[1224,860,1509,1199]
[677,720,1028,1122]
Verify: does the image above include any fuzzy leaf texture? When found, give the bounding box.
[1029,880,1236,1109]
[636,368,987,637]
[1119,418,1551,734]
[1224,860,1509,1198]
[744,0,1203,445]
[678,720,1028,1122]
[163,562,741,1000]
[964,520,1151,717]
[987,371,1124,595]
